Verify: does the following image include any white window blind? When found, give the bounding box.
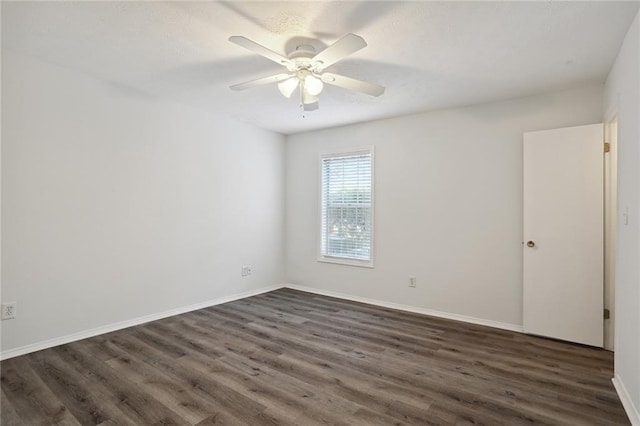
[320,150,373,265]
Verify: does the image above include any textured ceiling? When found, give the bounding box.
[2,1,639,134]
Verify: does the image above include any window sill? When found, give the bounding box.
[317,256,374,268]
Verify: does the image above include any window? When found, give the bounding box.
[319,149,374,267]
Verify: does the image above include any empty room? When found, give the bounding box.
[2,1,640,424]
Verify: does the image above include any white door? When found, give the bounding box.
[523,123,604,347]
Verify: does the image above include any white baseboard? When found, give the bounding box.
[284,284,523,333]
[0,283,285,361]
[613,375,640,425]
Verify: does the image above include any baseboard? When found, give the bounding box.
[284,284,523,333]
[0,283,285,361]
[613,375,640,425]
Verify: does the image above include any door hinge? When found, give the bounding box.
[604,308,610,319]
[604,142,610,153]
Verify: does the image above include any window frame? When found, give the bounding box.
[317,147,375,268]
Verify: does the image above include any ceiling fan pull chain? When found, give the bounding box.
[299,82,304,111]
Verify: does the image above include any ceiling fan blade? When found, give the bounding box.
[312,33,367,69]
[321,73,385,97]
[230,73,292,91]
[229,36,294,67]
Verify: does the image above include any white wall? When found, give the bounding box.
[604,10,640,424]
[286,85,603,329]
[1,50,285,356]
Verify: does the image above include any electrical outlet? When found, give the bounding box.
[241,265,253,277]
[409,277,416,288]
[1,302,17,320]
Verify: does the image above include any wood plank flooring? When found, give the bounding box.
[1,288,630,425]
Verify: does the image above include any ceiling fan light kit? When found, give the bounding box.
[277,77,298,98]
[229,33,385,112]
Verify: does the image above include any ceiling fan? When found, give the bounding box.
[228,34,385,111]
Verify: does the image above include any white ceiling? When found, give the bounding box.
[2,1,639,135]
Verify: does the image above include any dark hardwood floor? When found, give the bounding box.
[1,288,630,425]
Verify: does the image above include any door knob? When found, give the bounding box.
[527,241,535,248]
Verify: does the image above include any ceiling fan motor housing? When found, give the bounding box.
[287,45,321,71]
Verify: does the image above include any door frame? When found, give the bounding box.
[604,111,618,351]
